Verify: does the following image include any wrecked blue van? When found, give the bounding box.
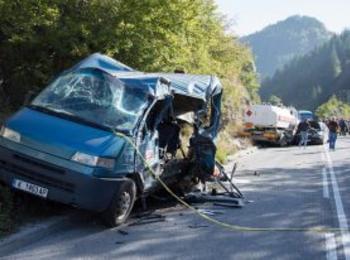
[0,53,222,226]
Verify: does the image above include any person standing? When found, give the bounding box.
[298,119,311,148]
[339,118,348,136]
[327,118,339,150]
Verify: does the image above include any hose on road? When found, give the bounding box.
[115,131,345,233]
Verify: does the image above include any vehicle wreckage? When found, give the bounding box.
[0,53,241,227]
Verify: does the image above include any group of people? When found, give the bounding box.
[298,117,340,150]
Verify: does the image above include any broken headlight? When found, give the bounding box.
[71,152,115,169]
[0,126,21,143]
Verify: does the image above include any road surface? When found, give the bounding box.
[2,137,350,259]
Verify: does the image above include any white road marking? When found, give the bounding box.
[322,167,330,199]
[325,233,338,260]
[324,148,350,259]
[231,179,251,184]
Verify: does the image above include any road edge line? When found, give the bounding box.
[322,167,330,199]
[324,148,350,260]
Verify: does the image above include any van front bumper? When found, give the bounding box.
[0,144,125,212]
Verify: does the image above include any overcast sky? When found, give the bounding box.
[215,0,350,36]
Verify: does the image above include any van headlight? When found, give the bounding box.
[71,152,115,169]
[0,126,21,143]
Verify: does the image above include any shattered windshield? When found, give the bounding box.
[31,68,149,132]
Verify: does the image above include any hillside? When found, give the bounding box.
[241,15,332,79]
[260,30,350,111]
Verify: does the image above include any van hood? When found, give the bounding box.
[5,108,126,160]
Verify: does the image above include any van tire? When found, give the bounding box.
[102,178,136,227]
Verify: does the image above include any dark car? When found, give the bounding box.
[294,121,328,145]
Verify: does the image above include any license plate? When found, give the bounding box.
[12,179,48,198]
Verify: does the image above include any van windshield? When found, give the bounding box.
[31,69,149,132]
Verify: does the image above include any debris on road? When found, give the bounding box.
[188,224,209,229]
[128,214,167,227]
[117,230,129,236]
[213,202,244,209]
[197,209,224,216]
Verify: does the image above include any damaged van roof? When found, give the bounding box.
[71,53,135,73]
[70,53,222,101]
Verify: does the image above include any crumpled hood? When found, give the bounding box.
[5,108,126,159]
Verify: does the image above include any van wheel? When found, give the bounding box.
[102,178,136,227]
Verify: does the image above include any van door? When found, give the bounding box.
[137,99,172,190]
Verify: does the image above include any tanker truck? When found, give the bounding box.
[243,104,299,146]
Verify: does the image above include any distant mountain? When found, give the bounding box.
[241,15,333,79]
[260,30,350,111]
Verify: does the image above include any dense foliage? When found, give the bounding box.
[0,0,258,107]
[261,30,350,111]
[242,15,332,79]
[315,95,350,119]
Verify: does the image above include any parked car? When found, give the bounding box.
[294,121,328,145]
[0,53,223,226]
[298,110,314,121]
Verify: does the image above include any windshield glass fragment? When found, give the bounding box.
[32,69,148,131]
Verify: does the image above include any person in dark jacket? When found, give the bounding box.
[339,118,348,136]
[327,118,339,150]
[298,119,311,148]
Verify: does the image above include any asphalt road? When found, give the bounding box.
[3,137,350,259]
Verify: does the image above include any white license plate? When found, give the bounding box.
[12,179,48,198]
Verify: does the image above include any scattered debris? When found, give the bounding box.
[214,202,244,208]
[135,213,164,220]
[128,213,167,227]
[188,224,209,229]
[118,230,129,236]
[197,209,224,216]
[185,192,244,206]
[128,218,166,227]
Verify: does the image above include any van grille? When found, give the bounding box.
[13,154,65,175]
[0,157,75,193]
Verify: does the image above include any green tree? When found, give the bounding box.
[315,95,350,119]
[268,95,283,106]
[260,31,350,111]
[0,0,258,107]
